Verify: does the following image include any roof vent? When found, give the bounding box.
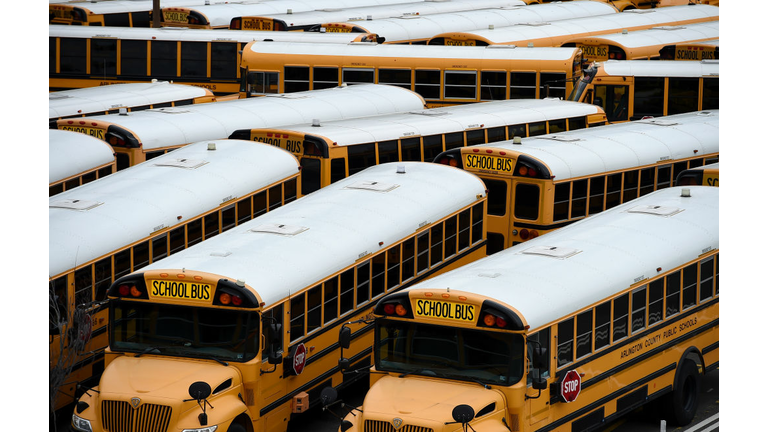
[153,158,208,169]
[627,205,683,217]
[522,246,580,259]
[50,199,103,211]
[345,181,399,192]
[249,224,308,236]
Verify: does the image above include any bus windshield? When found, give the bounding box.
[567,64,598,102]
[110,300,260,363]
[375,320,524,386]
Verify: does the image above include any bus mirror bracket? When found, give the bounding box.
[321,386,362,432]
[185,381,214,426]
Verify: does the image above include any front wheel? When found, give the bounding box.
[664,359,702,426]
[227,422,247,432]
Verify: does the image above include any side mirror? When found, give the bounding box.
[267,322,282,365]
[338,325,352,371]
[188,381,212,401]
[530,345,548,390]
[339,326,351,349]
[532,345,547,370]
[452,404,475,425]
[320,386,338,407]
[188,381,213,426]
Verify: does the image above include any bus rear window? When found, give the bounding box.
[514,183,539,220]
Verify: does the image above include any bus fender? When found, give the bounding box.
[177,393,250,432]
[674,346,705,385]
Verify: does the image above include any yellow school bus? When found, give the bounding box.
[49,129,116,196]
[331,185,718,432]
[229,98,606,195]
[567,59,718,123]
[50,140,301,413]
[434,110,718,253]
[675,162,719,187]
[69,162,489,432]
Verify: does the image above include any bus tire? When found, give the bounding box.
[227,423,247,432]
[665,359,701,426]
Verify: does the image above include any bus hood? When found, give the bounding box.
[99,355,241,400]
[360,375,506,429]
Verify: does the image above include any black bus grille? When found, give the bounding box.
[364,420,434,432]
[101,400,172,432]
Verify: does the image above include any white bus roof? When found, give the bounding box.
[327,1,617,43]
[245,0,526,29]
[49,130,115,185]
[596,58,719,77]
[564,21,719,50]
[48,25,382,44]
[49,81,211,119]
[173,0,440,28]
[49,0,217,14]
[255,98,604,147]
[49,139,300,278]
[244,40,581,62]
[476,110,718,181]
[80,84,426,151]
[142,162,487,306]
[404,185,719,330]
[429,4,719,45]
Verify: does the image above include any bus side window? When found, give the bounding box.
[290,293,305,342]
[667,77,699,115]
[312,67,339,90]
[514,183,539,221]
[423,135,444,161]
[613,293,629,343]
[415,70,440,100]
[301,159,321,194]
[372,253,386,299]
[401,137,421,162]
[594,302,610,351]
[416,232,430,274]
[324,277,339,324]
[254,191,267,218]
[430,223,444,267]
[576,310,592,359]
[648,279,664,326]
[50,276,69,334]
[120,40,147,77]
[377,140,399,164]
[682,263,698,310]
[557,318,574,368]
[211,42,238,80]
[665,271,681,318]
[702,77,718,110]
[588,176,605,216]
[339,268,355,316]
[248,71,279,95]
[631,286,647,334]
[633,77,664,119]
[330,159,346,185]
[74,266,93,308]
[510,72,536,99]
[386,244,402,291]
[700,256,715,301]
[284,66,310,92]
[307,285,322,334]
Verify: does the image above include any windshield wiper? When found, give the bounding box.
[183,352,229,366]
